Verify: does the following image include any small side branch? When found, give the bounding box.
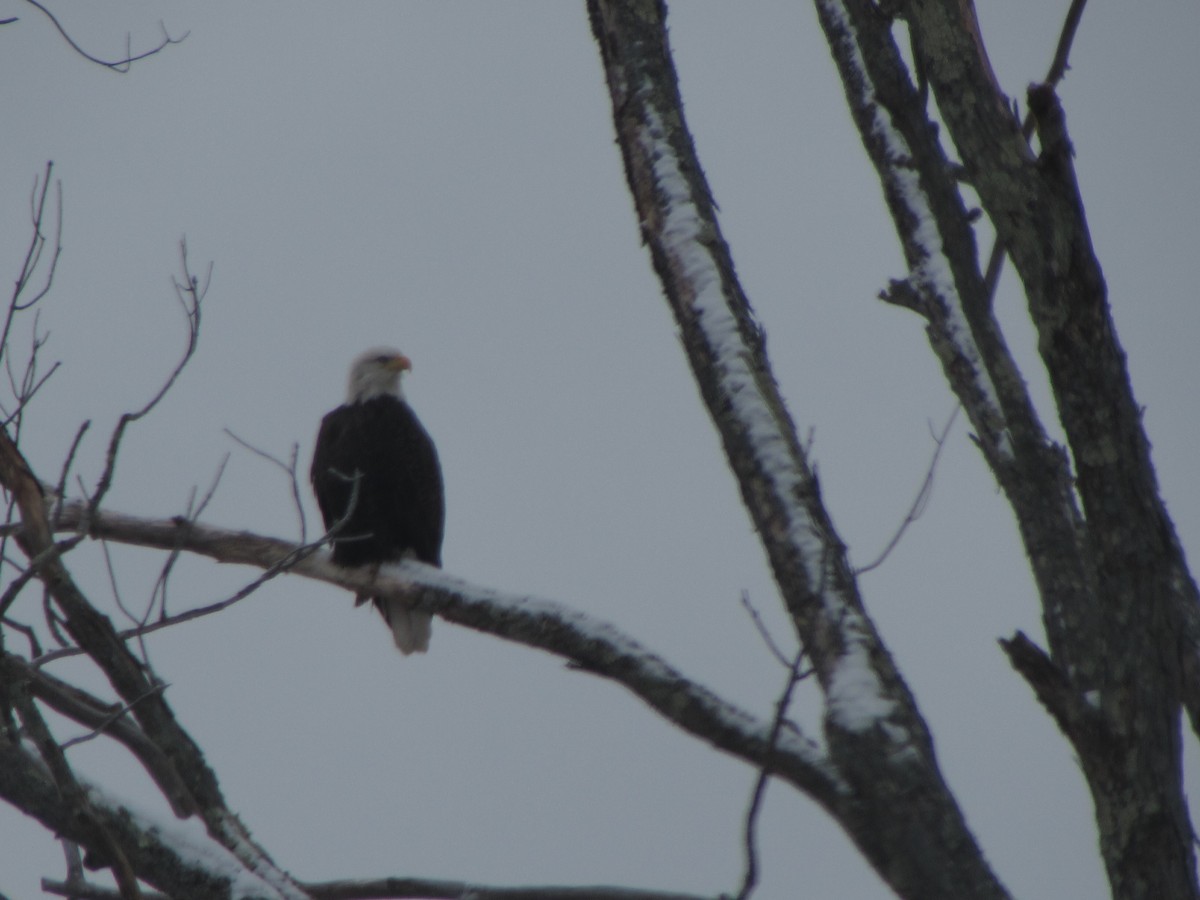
[998,630,1091,745]
[6,162,62,336]
[224,429,309,541]
[6,666,143,897]
[856,405,960,575]
[85,241,208,518]
[736,645,811,900]
[12,656,195,816]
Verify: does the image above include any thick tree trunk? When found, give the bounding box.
[825,0,1200,896]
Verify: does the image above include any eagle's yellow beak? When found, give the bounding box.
[388,355,413,372]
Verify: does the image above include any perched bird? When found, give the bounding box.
[311,348,444,653]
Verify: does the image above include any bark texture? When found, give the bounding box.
[589,0,1199,898]
[588,2,1012,898]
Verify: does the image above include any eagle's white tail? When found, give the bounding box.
[379,598,432,654]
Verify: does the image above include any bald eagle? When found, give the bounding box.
[311,348,444,654]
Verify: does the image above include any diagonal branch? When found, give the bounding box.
[865,0,1199,894]
[0,428,307,898]
[855,405,959,575]
[85,241,207,520]
[587,3,1008,898]
[10,655,195,816]
[982,0,1090,301]
[5,665,143,898]
[0,739,298,899]
[736,645,810,900]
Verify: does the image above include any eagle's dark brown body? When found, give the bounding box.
[311,360,444,655]
[311,394,444,568]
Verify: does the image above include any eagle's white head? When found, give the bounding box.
[347,347,412,403]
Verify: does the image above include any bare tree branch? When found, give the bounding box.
[736,645,810,900]
[0,427,308,899]
[855,405,960,575]
[52,419,90,517]
[738,591,793,670]
[5,162,62,335]
[874,0,1198,891]
[5,660,143,897]
[146,453,229,627]
[43,496,844,809]
[0,738,296,899]
[224,429,309,541]
[20,1,188,72]
[9,655,194,816]
[59,682,168,751]
[84,241,207,520]
[299,882,713,900]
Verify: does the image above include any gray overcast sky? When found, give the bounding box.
[1,2,1198,898]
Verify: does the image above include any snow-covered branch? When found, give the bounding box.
[586,3,1010,898]
[0,425,310,899]
[0,738,283,899]
[817,0,1200,895]
[816,0,1015,466]
[812,0,1100,686]
[7,480,778,897]
[46,496,842,809]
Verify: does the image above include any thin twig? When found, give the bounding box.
[84,241,208,521]
[1,615,42,657]
[9,666,143,898]
[59,683,168,751]
[225,429,309,541]
[52,420,89,508]
[99,530,158,690]
[736,644,811,900]
[100,539,135,627]
[15,655,195,816]
[21,1,188,72]
[0,535,84,619]
[739,590,792,669]
[33,479,360,667]
[855,404,960,575]
[5,163,61,344]
[42,588,71,649]
[149,454,229,624]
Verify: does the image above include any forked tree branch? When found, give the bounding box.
[84,241,207,521]
[982,0,1090,301]
[0,427,307,899]
[20,0,188,72]
[10,655,195,816]
[43,495,842,809]
[6,491,840,898]
[587,3,1007,898]
[841,0,1199,894]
